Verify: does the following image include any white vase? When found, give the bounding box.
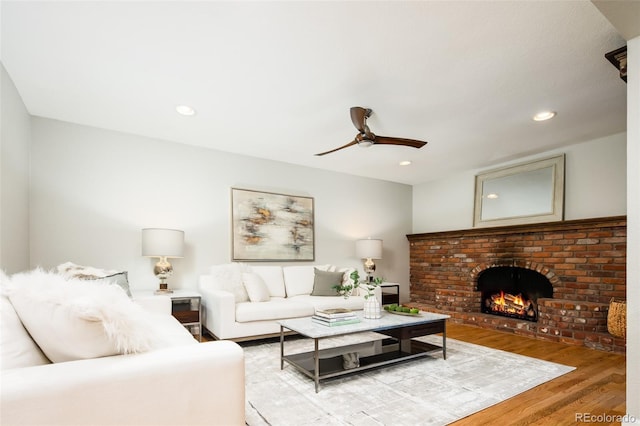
[363,295,381,319]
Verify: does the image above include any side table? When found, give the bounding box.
[134,289,202,341]
[380,283,400,305]
[167,290,202,341]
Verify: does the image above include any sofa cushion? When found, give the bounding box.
[310,268,342,296]
[6,269,160,363]
[290,294,367,312]
[57,261,132,297]
[282,265,330,297]
[235,298,314,322]
[250,266,286,298]
[210,263,249,303]
[0,289,51,370]
[242,272,270,302]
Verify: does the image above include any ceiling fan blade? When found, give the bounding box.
[315,140,358,156]
[350,107,371,133]
[374,135,427,149]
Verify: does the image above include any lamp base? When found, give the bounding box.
[154,283,174,294]
[153,257,174,294]
[364,258,376,282]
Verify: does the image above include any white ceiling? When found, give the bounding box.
[0,1,628,185]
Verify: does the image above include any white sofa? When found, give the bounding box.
[198,264,381,340]
[1,271,245,426]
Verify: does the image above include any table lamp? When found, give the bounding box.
[356,238,382,282]
[141,228,184,294]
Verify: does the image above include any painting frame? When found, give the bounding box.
[231,188,315,261]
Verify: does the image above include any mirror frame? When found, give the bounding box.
[473,154,565,228]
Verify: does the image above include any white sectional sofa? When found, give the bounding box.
[198,263,381,340]
[1,269,245,426]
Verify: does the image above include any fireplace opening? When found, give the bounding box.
[477,266,553,322]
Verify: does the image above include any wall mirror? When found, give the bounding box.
[473,154,565,227]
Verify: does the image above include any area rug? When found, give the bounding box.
[243,332,575,425]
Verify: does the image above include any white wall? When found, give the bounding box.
[413,132,627,232]
[625,34,639,424]
[29,118,413,299]
[0,63,31,274]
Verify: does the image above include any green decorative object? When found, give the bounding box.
[333,270,382,300]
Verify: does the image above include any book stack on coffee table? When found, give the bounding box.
[312,308,360,327]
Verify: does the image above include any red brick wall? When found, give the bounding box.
[407,216,626,353]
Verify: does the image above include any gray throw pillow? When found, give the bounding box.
[56,262,132,297]
[310,268,343,296]
[90,272,132,297]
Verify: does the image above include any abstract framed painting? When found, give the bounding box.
[231,188,315,261]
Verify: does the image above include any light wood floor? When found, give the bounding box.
[445,323,626,425]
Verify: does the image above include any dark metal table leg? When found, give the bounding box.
[443,320,447,360]
[314,338,320,393]
[280,325,285,370]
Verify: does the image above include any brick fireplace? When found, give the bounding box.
[407,216,626,353]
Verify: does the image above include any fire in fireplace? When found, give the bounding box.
[477,266,553,322]
[486,290,536,319]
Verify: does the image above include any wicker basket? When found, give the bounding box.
[607,298,626,339]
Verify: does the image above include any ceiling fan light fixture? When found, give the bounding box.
[357,140,374,148]
[176,105,196,116]
[533,111,556,121]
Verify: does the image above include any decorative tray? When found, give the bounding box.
[384,309,422,316]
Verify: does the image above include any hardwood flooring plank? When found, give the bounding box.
[446,323,626,426]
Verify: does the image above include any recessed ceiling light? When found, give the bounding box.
[399,160,412,166]
[176,105,196,116]
[486,193,499,199]
[533,111,556,121]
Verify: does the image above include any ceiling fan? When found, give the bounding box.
[315,107,428,156]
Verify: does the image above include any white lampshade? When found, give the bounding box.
[356,238,382,259]
[141,228,185,258]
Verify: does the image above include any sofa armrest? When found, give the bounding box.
[0,341,245,426]
[198,277,237,339]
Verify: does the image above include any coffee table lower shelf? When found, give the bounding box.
[279,319,446,392]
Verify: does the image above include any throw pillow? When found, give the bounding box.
[6,269,158,363]
[310,268,343,296]
[336,267,356,285]
[89,272,131,297]
[57,262,132,297]
[326,265,356,286]
[242,272,270,302]
[210,263,250,303]
[0,272,51,370]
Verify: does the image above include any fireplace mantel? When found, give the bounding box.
[407,216,626,240]
[407,216,626,353]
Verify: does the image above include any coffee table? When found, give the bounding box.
[278,310,450,392]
